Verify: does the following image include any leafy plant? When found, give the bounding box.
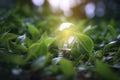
[0,1,120,80]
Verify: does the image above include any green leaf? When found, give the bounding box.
[26,41,47,61]
[59,58,74,77]
[93,60,119,80]
[108,25,116,38]
[24,37,33,46]
[76,33,94,53]
[0,32,18,41]
[44,37,56,47]
[103,41,117,54]
[95,50,103,58]
[10,42,28,53]
[40,33,56,47]
[26,23,39,40]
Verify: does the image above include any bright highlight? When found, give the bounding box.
[32,0,44,6]
[57,22,75,49]
[48,0,82,17]
[59,22,73,31]
[68,36,75,44]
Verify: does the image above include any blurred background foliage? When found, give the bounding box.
[0,0,120,80]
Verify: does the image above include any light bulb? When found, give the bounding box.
[57,22,75,57]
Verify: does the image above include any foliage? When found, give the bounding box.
[0,0,120,80]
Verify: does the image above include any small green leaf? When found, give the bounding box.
[108,25,116,38]
[10,42,28,53]
[103,41,117,54]
[76,33,94,53]
[27,43,40,60]
[26,23,39,40]
[44,37,56,47]
[40,33,56,47]
[39,41,48,55]
[59,58,74,77]
[0,32,18,41]
[24,37,33,46]
[26,41,47,61]
[95,50,103,58]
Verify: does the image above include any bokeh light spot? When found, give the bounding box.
[48,0,82,17]
[32,0,44,7]
[96,1,105,17]
[85,2,95,18]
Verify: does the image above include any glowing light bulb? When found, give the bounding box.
[57,23,76,58]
